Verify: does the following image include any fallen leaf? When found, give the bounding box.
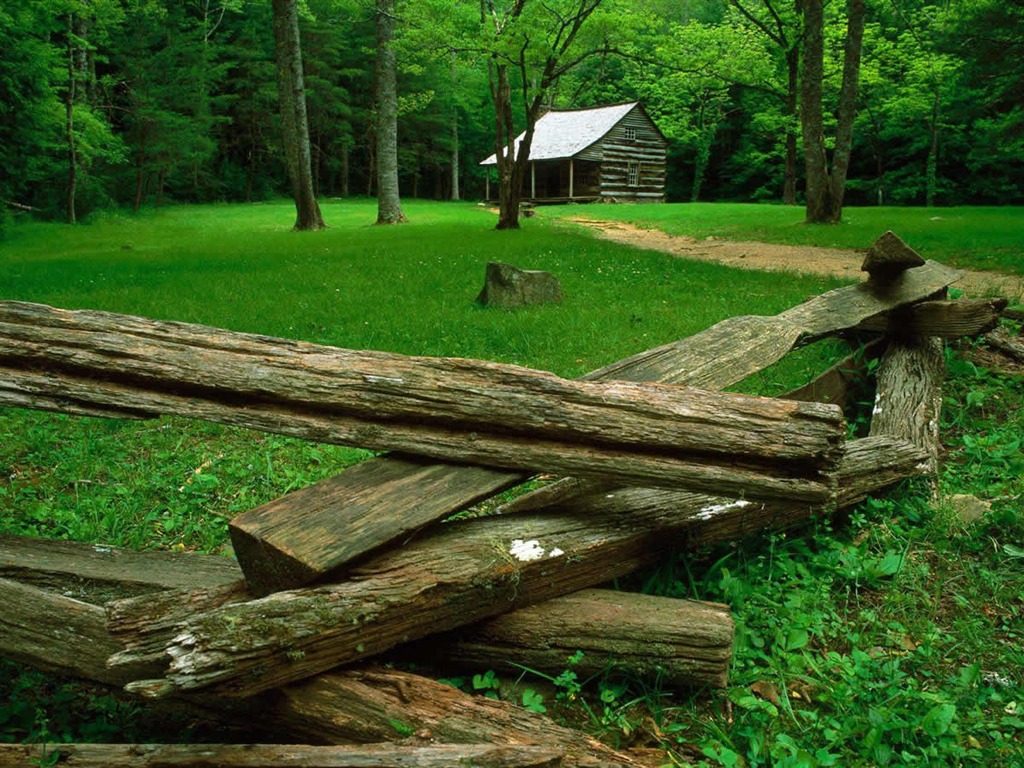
[897,634,918,652]
[750,680,780,705]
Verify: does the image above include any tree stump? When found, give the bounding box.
[477,262,562,308]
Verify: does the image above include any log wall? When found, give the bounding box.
[578,106,667,203]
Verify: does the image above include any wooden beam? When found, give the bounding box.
[0,301,846,503]
[0,533,242,596]
[585,261,962,385]
[0,743,565,768]
[0,577,140,686]
[0,542,651,767]
[249,665,659,766]
[229,456,520,596]
[6,263,959,600]
[869,336,946,479]
[498,338,888,517]
[855,297,1007,338]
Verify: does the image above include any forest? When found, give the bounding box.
[1,0,1022,230]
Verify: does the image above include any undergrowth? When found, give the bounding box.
[464,338,1024,766]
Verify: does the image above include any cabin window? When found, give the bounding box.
[624,126,637,142]
[627,162,640,187]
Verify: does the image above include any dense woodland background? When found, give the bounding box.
[2,0,1022,226]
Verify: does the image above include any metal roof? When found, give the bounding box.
[479,102,640,165]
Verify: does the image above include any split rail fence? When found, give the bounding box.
[0,231,1015,767]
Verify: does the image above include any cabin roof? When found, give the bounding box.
[479,102,651,165]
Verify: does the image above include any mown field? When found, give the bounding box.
[1,200,1022,766]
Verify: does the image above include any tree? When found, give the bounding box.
[482,0,610,230]
[272,0,326,230]
[375,0,406,223]
[801,0,866,223]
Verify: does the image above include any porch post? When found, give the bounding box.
[531,162,536,200]
[485,170,490,202]
[569,159,575,199]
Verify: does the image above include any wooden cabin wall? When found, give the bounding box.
[590,109,667,202]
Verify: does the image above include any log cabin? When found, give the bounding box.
[480,102,668,204]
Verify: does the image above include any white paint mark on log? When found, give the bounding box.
[93,546,111,553]
[509,539,546,562]
[696,499,752,520]
[549,548,565,558]
[362,375,404,385]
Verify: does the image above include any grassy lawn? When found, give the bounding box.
[540,203,1024,277]
[1,200,1022,765]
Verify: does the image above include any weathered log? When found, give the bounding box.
[0,577,140,686]
[986,326,1024,363]
[0,743,564,768]
[855,297,1007,338]
[106,435,927,701]
[860,231,925,280]
[0,548,646,768]
[1002,307,1024,323]
[498,338,889,517]
[0,301,846,503]
[869,336,946,478]
[1,263,962,602]
[229,262,961,596]
[588,260,961,385]
[413,589,733,689]
[248,665,657,767]
[0,533,241,598]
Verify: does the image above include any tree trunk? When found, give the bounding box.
[272,0,325,231]
[133,148,146,214]
[800,0,829,222]
[783,44,799,205]
[451,55,461,201]
[802,0,866,223]
[826,0,866,222]
[374,0,406,224]
[491,62,524,230]
[340,143,350,197]
[925,88,940,207]
[65,13,78,224]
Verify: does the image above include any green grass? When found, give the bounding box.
[1,201,1022,764]
[541,203,1024,276]
[0,200,847,375]
[0,199,847,549]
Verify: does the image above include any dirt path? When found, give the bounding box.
[570,217,1024,304]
